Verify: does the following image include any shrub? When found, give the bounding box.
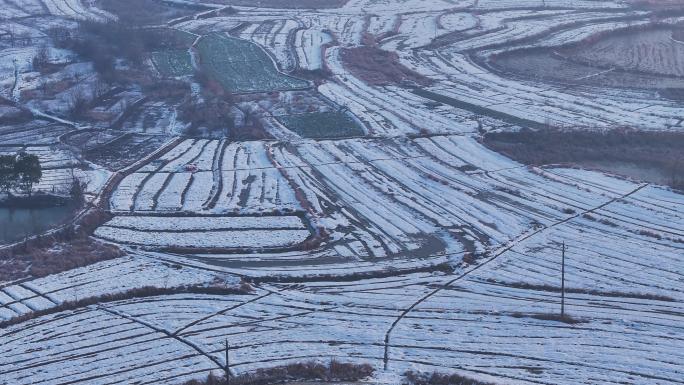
[529,313,585,324]
[638,229,663,240]
[181,360,374,385]
[405,370,498,385]
[462,252,477,265]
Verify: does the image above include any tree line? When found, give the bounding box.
[0,153,42,198]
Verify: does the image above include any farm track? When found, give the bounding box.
[97,306,226,371]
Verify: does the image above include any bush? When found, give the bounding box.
[405,370,497,385]
[181,360,374,385]
[32,44,52,73]
[462,252,477,265]
[68,90,92,119]
[529,313,585,324]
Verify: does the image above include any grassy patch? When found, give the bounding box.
[277,111,364,139]
[196,34,309,93]
[152,49,194,77]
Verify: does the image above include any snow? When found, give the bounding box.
[295,29,333,70]
[101,215,306,232]
[4,1,684,384]
[94,226,311,249]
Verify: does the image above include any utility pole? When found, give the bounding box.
[225,339,230,385]
[561,242,566,317]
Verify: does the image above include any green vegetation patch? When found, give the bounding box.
[277,111,365,139]
[196,34,310,93]
[152,49,194,77]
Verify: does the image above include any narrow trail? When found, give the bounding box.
[172,291,273,336]
[98,306,227,371]
[17,283,60,306]
[382,182,650,369]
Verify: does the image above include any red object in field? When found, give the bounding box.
[185,164,198,172]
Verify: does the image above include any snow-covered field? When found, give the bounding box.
[2,0,683,384]
[95,215,311,249]
[110,139,301,214]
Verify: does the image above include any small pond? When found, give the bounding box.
[0,203,76,245]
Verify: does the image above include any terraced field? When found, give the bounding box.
[1,0,683,384]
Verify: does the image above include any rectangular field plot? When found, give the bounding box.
[152,49,194,77]
[102,214,307,231]
[196,34,310,93]
[277,111,365,139]
[94,214,312,250]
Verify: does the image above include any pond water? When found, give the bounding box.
[0,204,76,245]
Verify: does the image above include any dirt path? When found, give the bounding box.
[98,305,227,372]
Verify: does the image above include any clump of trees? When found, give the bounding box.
[178,69,236,137]
[49,21,189,83]
[177,70,272,140]
[0,152,42,198]
[31,44,58,74]
[98,0,201,26]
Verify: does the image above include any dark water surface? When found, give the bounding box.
[0,204,75,244]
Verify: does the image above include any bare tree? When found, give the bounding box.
[33,44,51,72]
[68,89,91,119]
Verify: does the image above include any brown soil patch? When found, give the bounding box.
[340,46,432,87]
